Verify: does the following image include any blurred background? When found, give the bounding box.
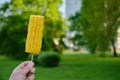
[0,0,120,80]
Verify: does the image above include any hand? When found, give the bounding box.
[9,61,35,80]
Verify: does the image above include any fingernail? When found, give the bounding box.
[28,61,34,67]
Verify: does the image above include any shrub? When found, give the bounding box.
[37,52,61,67]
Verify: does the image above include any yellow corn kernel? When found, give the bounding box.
[25,15,44,54]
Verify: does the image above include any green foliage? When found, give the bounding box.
[69,12,86,50]
[80,0,107,53]
[69,12,86,49]
[70,0,120,54]
[37,52,60,67]
[0,0,65,59]
[69,12,82,31]
[81,0,120,54]
[0,15,28,59]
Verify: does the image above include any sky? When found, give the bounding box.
[0,0,9,4]
[0,0,80,18]
[59,0,66,18]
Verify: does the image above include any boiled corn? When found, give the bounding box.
[25,15,44,54]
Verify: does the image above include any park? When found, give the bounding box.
[0,0,120,80]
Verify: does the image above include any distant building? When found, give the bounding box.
[60,0,82,51]
[116,28,120,53]
[65,0,81,18]
[60,0,81,18]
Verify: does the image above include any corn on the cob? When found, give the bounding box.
[25,15,44,54]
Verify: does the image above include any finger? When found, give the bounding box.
[24,61,34,69]
[26,74,35,80]
[30,67,36,74]
[23,61,34,74]
[18,61,29,69]
[14,61,29,71]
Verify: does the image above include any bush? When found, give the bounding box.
[37,52,61,67]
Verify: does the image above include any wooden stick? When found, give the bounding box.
[31,54,34,61]
[27,54,34,76]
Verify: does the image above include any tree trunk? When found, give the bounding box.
[90,44,97,54]
[111,41,117,57]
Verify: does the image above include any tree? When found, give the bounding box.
[70,0,105,53]
[0,0,65,59]
[69,12,87,51]
[103,0,120,57]
[69,0,120,56]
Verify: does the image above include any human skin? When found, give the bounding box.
[9,61,35,80]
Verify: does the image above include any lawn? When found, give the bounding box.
[0,54,120,80]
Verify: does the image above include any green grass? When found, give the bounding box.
[0,54,120,80]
